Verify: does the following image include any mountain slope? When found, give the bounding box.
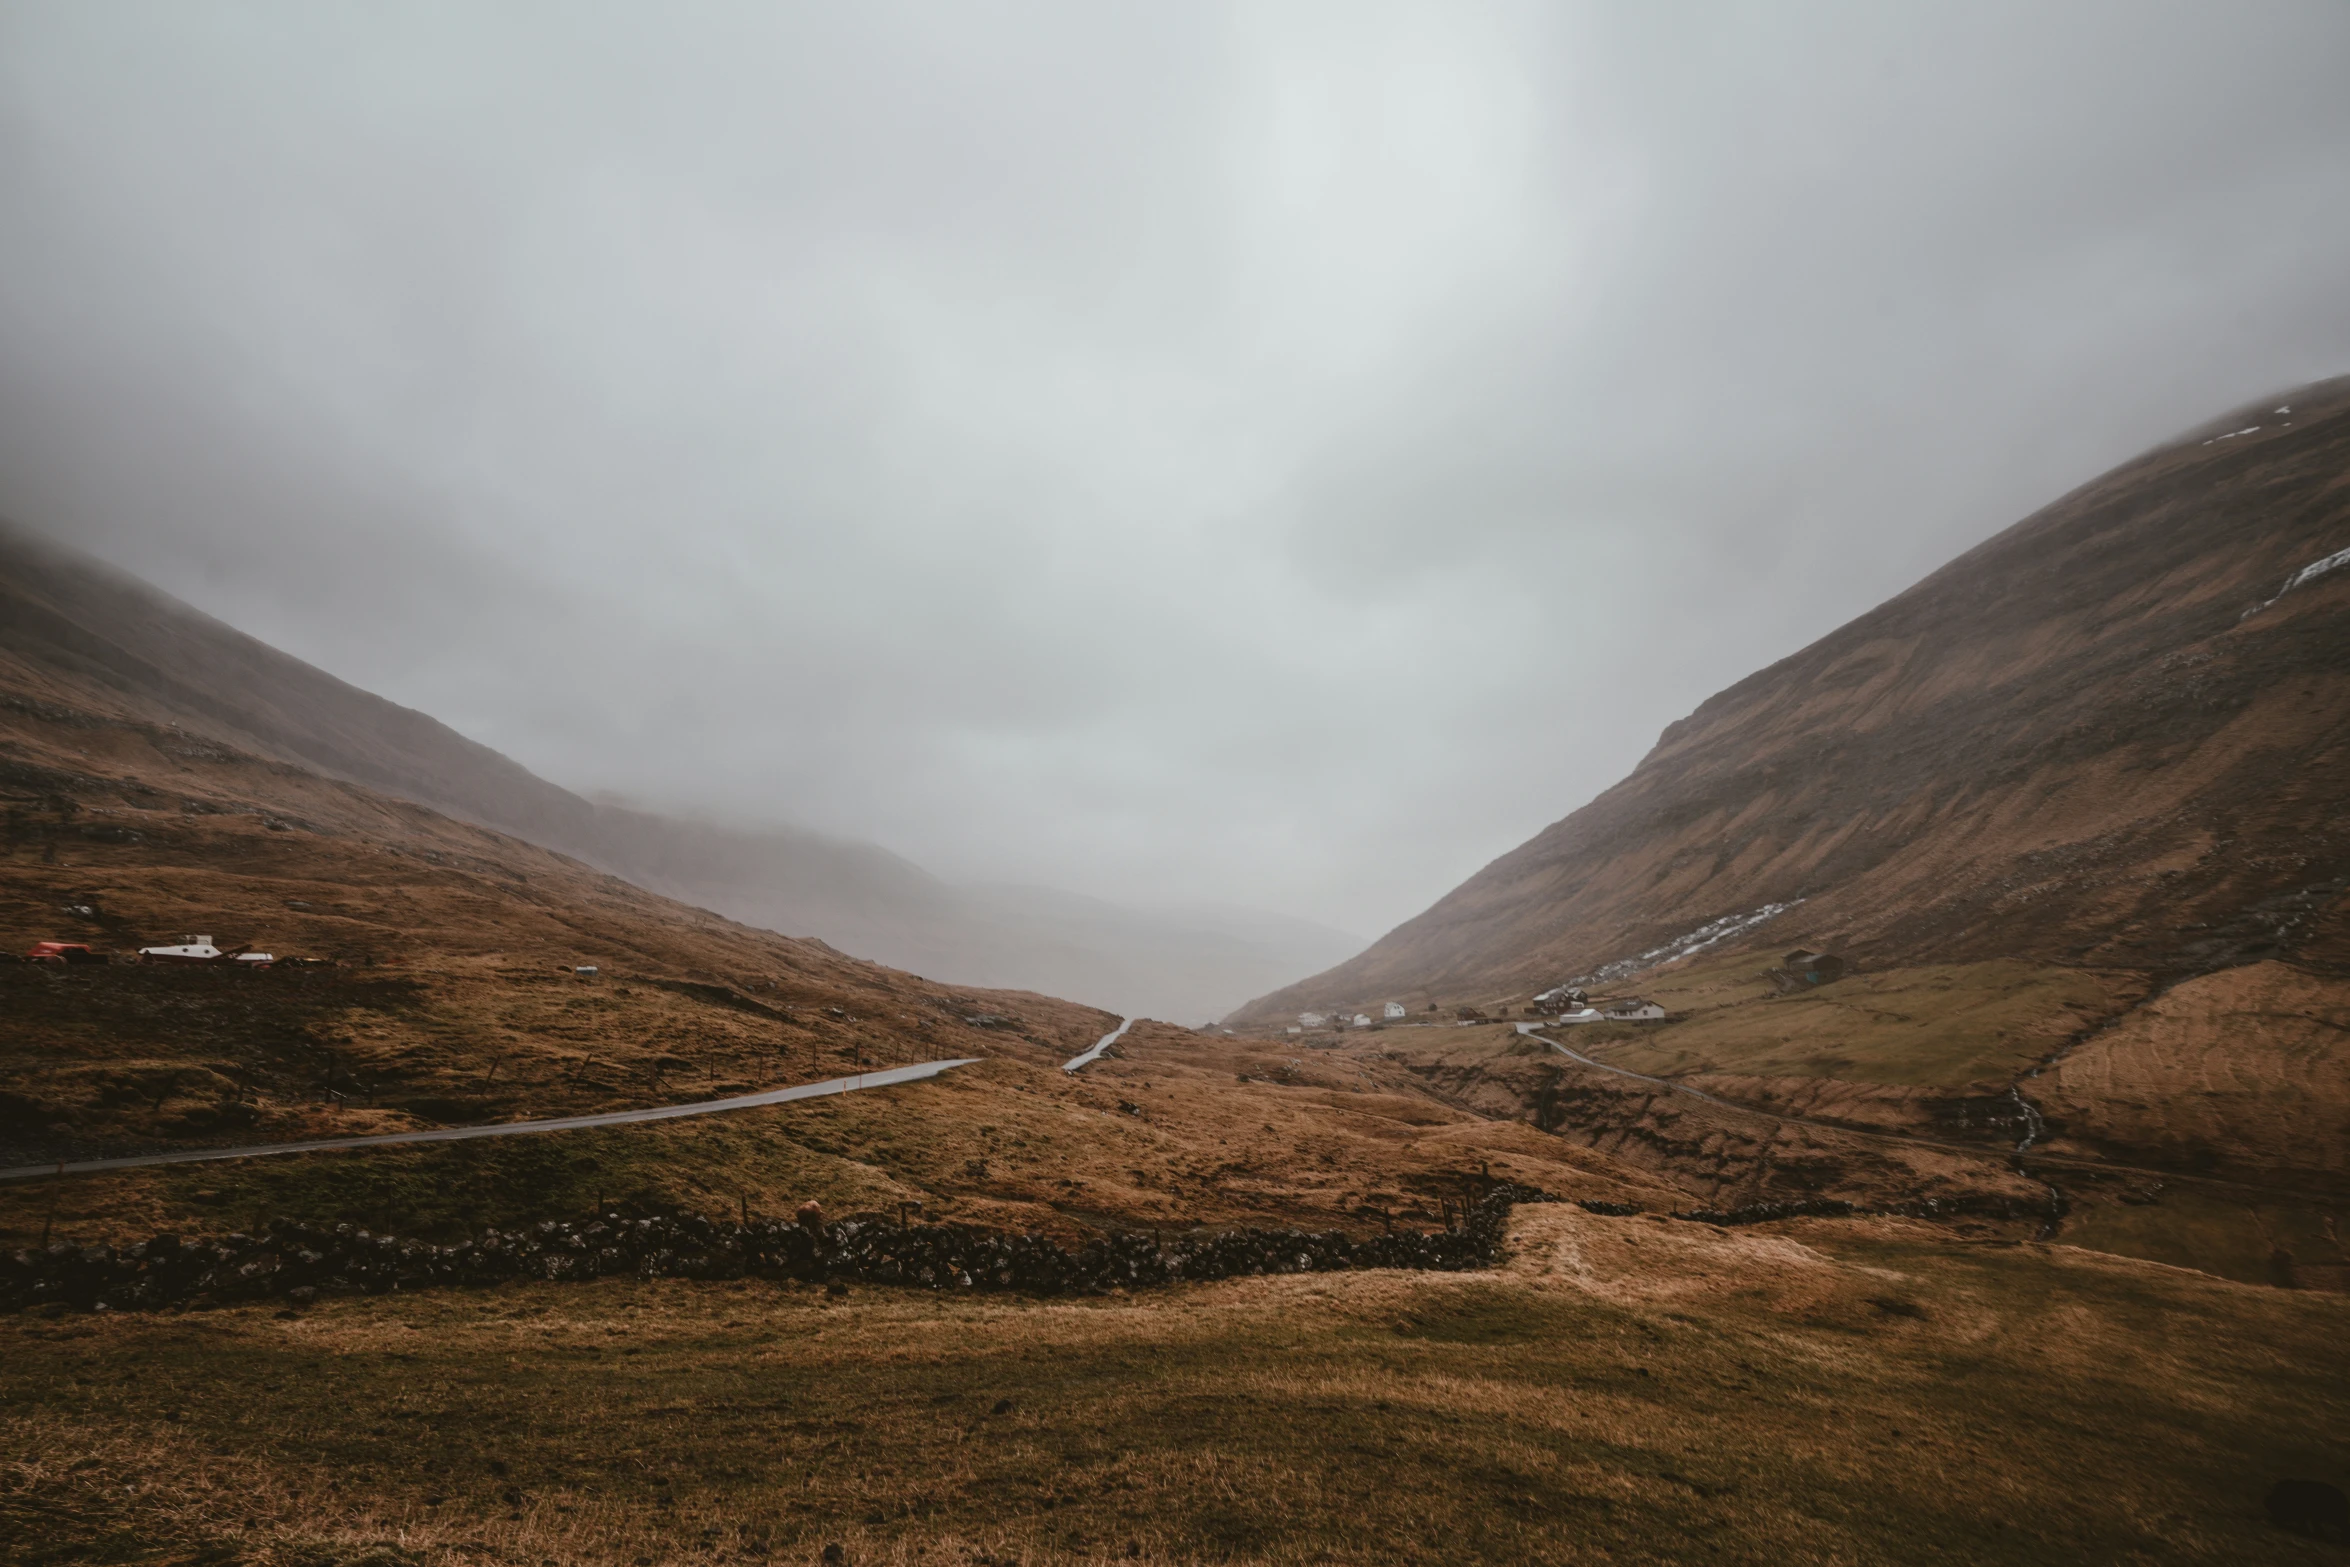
[0,523,1353,1018]
[1236,377,2350,1022]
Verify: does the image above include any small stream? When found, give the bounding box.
[2005,1084,2047,1154]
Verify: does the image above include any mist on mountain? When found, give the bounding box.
[3,3,2347,949]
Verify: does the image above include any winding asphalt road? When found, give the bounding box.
[1063,1017,1135,1074]
[1516,1021,1746,1108]
[0,1058,982,1185]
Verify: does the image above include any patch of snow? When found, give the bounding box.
[2201,426,2262,445]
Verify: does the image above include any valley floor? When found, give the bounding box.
[6,671,2349,1561]
[5,1204,2343,1567]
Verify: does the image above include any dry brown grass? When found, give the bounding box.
[4,684,1691,1258]
[2041,960,2350,1188]
[5,1206,2345,1565]
[0,1023,1678,1255]
[10,656,2350,1562]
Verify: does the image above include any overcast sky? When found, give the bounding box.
[3,1,2348,938]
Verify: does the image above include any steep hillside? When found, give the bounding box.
[0,523,1354,1018]
[1226,382,2350,1281]
[0,671,1656,1254]
[1239,376,2350,1018]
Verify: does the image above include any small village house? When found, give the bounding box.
[138,935,225,964]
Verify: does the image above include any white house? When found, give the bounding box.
[1553,1006,1603,1025]
[1352,1013,1373,1028]
[1298,1011,1327,1028]
[1604,1000,1666,1022]
[1383,1001,1408,1020]
[138,936,225,965]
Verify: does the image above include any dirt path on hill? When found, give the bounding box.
[1514,1024,2343,1208]
[0,1058,983,1184]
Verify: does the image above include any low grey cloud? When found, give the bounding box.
[3,0,2347,939]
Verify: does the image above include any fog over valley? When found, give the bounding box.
[3,2,2348,1014]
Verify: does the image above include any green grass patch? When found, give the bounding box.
[1597,960,2145,1087]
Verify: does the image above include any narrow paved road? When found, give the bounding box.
[0,1058,982,1184]
[1063,1017,1135,1074]
[1517,1021,1747,1109]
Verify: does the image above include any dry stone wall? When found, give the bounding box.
[4,1184,1560,1313]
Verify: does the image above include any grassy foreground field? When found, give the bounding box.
[5,1204,2344,1567]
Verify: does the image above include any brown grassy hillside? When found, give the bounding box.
[0,522,1357,1020]
[1223,382,2350,1284]
[1237,376,2350,1019]
[5,566,2347,1563]
[0,677,1685,1251]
